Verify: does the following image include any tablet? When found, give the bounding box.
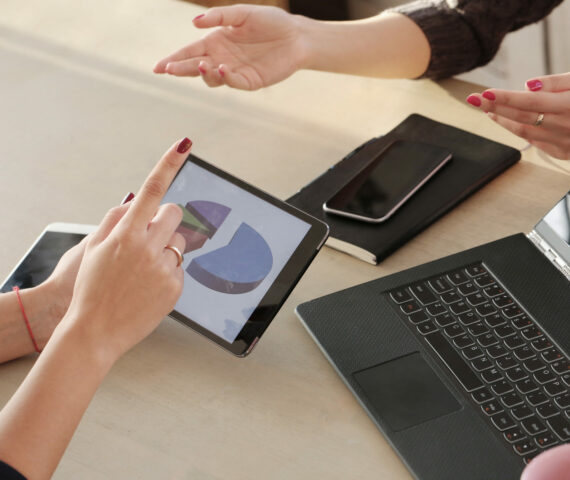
[161,154,329,357]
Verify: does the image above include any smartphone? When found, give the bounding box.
[323,140,452,223]
[0,223,96,293]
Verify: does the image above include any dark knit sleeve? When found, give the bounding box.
[390,0,564,79]
[0,460,26,480]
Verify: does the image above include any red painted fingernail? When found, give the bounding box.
[466,95,482,107]
[526,79,543,91]
[198,64,206,75]
[193,14,205,21]
[482,91,495,101]
[121,192,135,205]
[218,66,225,77]
[176,137,192,154]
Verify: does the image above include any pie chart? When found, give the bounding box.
[176,201,231,254]
[187,222,273,294]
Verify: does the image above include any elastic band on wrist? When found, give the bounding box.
[13,286,41,353]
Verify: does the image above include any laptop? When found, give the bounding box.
[296,191,570,480]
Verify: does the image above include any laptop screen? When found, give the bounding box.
[535,191,570,268]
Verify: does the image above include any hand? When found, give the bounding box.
[153,5,305,90]
[466,73,570,160]
[61,138,191,362]
[520,444,570,480]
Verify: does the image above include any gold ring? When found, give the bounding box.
[164,244,184,267]
[534,113,544,127]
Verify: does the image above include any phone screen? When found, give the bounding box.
[324,140,452,222]
[0,231,86,292]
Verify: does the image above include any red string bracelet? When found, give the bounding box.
[13,286,41,353]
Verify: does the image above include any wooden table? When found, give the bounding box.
[1,1,569,478]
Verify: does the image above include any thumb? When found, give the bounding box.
[193,5,252,28]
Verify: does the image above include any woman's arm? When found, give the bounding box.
[0,137,191,479]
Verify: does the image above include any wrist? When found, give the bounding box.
[294,14,322,71]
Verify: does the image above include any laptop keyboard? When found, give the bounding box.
[388,263,570,465]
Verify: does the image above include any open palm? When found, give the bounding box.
[154,5,305,90]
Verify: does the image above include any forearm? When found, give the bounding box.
[0,284,62,363]
[297,12,430,79]
[0,318,115,479]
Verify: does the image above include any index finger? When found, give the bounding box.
[154,41,206,73]
[125,137,192,228]
[483,89,570,114]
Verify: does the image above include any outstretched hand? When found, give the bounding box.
[466,73,570,160]
[153,5,305,90]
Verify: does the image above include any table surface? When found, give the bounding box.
[1,1,569,479]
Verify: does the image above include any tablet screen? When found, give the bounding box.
[162,161,312,344]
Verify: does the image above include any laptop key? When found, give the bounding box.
[447,270,469,286]
[532,337,553,352]
[434,314,455,327]
[441,291,461,304]
[493,294,514,308]
[506,367,528,382]
[467,323,489,337]
[476,303,497,317]
[478,334,499,348]
[523,357,545,373]
[512,405,534,420]
[512,315,534,329]
[491,412,515,431]
[408,310,429,325]
[444,324,465,338]
[534,433,558,448]
[504,427,525,443]
[516,378,539,395]
[472,357,493,372]
[491,380,513,396]
[551,360,569,375]
[521,326,543,341]
[537,402,559,419]
[465,265,487,277]
[426,302,447,316]
[474,274,494,287]
[504,336,526,350]
[472,388,493,404]
[513,439,536,456]
[410,283,437,305]
[502,392,524,408]
[534,369,556,385]
[487,345,508,359]
[523,452,540,465]
[424,331,483,392]
[495,325,516,339]
[485,314,506,328]
[428,276,453,294]
[449,301,470,315]
[482,400,503,416]
[527,391,549,407]
[482,368,503,384]
[463,345,484,361]
[458,282,478,295]
[484,284,505,298]
[390,289,412,304]
[513,346,535,360]
[401,301,421,314]
[453,335,474,349]
[466,293,486,306]
[546,415,570,441]
[554,394,570,409]
[503,305,524,318]
[458,312,479,326]
[542,348,563,363]
[497,355,517,371]
[417,322,438,336]
[521,417,547,436]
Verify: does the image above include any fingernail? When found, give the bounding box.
[177,137,192,154]
[482,91,495,101]
[198,64,206,75]
[193,14,205,21]
[466,95,482,107]
[526,79,543,91]
[218,66,225,77]
[121,192,135,205]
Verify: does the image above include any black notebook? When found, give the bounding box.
[286,114,521,264]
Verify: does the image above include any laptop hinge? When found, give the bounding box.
[527,230,570,281]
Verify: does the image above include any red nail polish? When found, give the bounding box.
[198,65,206,75]
[121,192,135,205]
[526,79,543,91]
[177,137,192,154]
[193,14,205,21]
[482,91,495,101]
[218,66,225,77]
[466,95,482,107]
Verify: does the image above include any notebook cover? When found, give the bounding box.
[286,114,521,264]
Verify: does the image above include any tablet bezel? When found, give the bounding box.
[167,154,329,357]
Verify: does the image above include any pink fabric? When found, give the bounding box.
[521,444,570,480]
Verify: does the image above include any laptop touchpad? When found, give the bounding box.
[353,352,461,432]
